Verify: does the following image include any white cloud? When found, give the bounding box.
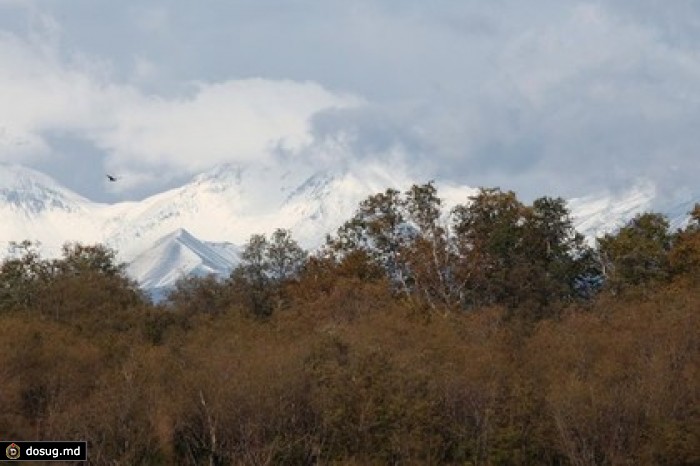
[0,29,362,191]
[99,79,361,178]
[0,31,104,161]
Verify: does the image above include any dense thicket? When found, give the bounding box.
[0,186,698,465]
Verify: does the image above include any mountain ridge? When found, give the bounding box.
[0,162,696,295]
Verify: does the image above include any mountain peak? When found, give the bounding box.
[192,163,243,188]
[127,227,239,293]
[0,163,58,187]
[284,169,338,204]
[159,227,196,243]
[0,163,92,215]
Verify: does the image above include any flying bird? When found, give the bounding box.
[106,174,118,182]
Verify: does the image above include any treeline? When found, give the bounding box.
[0,185,698,465]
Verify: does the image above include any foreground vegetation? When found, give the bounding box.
[0,185,698,465]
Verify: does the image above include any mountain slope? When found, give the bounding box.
[568,181,696,243]
[568,181,657,242]
[127,228,239,290]
[103,164,317,259]
[0,164,108,257]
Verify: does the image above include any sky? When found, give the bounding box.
[0,0,698,204]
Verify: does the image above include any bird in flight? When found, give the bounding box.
[106,174,118,182]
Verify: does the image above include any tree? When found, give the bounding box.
[232,234,273,318]
[451,188,528,309]
[329,183,459,307]
[231,230,307,318]
[166,275,234,317]
[33,243,143,323]
[0,241,52,312]
[328,184,601,315]
[403,182,442,239]
[598,213,672,292]
[522,197,601,305]
[451,190,600,314]
[267,229,307,282]
[401,182,465,310]
[331,188,409,285]
[53,243,125,277]
[668,203,700,280]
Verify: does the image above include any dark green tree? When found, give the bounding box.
[403,182,442,238]
[521,197,601,308]
[330,188,410,291]
[451,190,599,313]
[231,230,307,318]
[267,228,307,282]
[452,188,528,309]
[598,213,671,292]
[232,234,273,318]
[0,241,51,312]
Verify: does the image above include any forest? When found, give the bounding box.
[0,184,698,465]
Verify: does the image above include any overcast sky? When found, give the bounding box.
[0,0,698,204]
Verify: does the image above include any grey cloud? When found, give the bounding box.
[0,0,698,207]
[279,1,700,205]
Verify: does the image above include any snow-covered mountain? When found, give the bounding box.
[0,164,109,257]
[127,228,239,290]
[0,162,696,297]
[102,162,414,258]
[126,228,240,301]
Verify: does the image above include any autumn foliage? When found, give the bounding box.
[0,188,698,465]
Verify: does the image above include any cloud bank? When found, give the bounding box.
[0,1,698,206]
[0,23,361,196]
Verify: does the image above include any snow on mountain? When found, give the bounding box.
[102,163,313,259]
[568,180,696,243]
[105,162,419,257]
[662,198,697,232]
[127,228,239,291]
[0,162,696,297]
[568,180,658,242]
[203,240,241,265]
[0,164,107,257]
[280,164,418,247]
